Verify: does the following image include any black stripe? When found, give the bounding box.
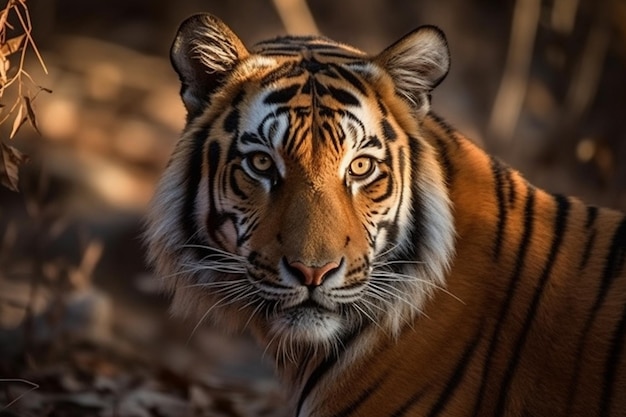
[391,388,428,417]
[301,75,312,95]
[321,119,342,153]
[180,126,212,244]
[584,215,626,347]
[334,371,389,417]
[317,51,366,60]
[293,42,349,51]
[240,132,264,146]
[377,97,388,116]
[255,35,324,45]
[260,63,304,86]
[296,357,338,416]
[600,216,626,287]
[264,84,301,104]
[494,194,570,415]
[430,134,454,185]
[314,79,330,96]
[285,117,309,157]
[598,216,626,416]
[369,172,393,203]
[400,138,425,264]
[330,63,368,96]
[381,118,398,142]
[256,43,305,53]
[301,58,325,74]
[256,108,291,147]
[327,86,360,106]
[229,166,248,200]
[381,145,407,248]
[505,168,517,206]
[600,303,626,417]
[578,206,600,271]
[578,229,597,271]
[258,51,300,58]
[237,218,259,247]
[427,325,484,417]
[206,141,229,246]
[317,121,332,146]
[585,205,599,229]
[428,112,459,146]
[472,186,536,417]
[222,89,245,133]
[296,328,365,417]
[491,157,508,261]
[566,216,626,412]
[361,135,383,150]
[223,108,240,134]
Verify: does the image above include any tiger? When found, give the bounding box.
[144,12,626,417]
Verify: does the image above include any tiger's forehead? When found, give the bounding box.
[227,36,394,164]
[235,56,385,154]
[234,35,377,91]
[233,36,382,120]
[250,35,368,59]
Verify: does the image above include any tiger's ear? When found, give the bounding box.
[375,26,449,118]
[171,13,249,120]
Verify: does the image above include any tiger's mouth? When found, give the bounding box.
[285,298,334,312]
[270,298,345,345]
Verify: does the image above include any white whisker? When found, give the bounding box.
[243,300,266,331]
[179,279,248,289]
[374,243,403,259]
[351,303,384,332]
[372,259,426,267]
[366,281,419,310]
[370,266,464,305]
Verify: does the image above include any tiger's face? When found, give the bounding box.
[146,14,455,356]
[206,67,416,345]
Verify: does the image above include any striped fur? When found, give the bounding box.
[145,13,626,416]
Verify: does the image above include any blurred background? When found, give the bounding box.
[0,0,624,415]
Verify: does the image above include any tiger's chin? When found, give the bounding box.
[265,303,346,353]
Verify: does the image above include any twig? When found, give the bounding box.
[487,0,541,142]
[0,378,40,409]
[13,0,48,74]
[270,0,318,35]
[565,1,610,118]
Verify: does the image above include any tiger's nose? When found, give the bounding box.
[287,260,341,287]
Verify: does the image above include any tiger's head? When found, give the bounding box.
[145,14,455,358]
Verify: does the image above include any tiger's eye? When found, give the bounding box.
[349,156,375,178]
[248,152,274,175]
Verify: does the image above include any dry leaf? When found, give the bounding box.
[0,34,26,57]
[23,95,40,135]
[0,142,29,192]
[9,104,26,138]
[0,9,9,31]
[0,55,8,85]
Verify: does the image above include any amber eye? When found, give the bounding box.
[247,152,275,176]
[349,156,375,178]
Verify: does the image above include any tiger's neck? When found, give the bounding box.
[420,113,551,313]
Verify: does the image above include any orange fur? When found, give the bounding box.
[146,13,626,416]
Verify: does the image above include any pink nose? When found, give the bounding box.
[289,261,340,287]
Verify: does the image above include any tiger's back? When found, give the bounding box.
[145,13,626,416]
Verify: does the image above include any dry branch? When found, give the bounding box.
[487,0,541,142]
[271,0,319,35]
[0,0,49,192]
